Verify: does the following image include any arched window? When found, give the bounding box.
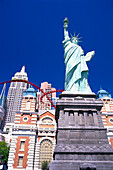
[26,100,30,110]
[39,139,53,169]
[105,102,110,112]
[42,117,53,124]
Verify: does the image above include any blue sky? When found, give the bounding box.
[0,0,113,96]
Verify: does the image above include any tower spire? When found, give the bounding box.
[21,66,25,73]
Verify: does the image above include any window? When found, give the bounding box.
[23,116,28,122]
[18,156,23,166]
[18,75,22,79]
[26,101,30,110]
[110,100,113,103]
[105,102,110,112]
[22,82,25,87]
[6,128,9,132]
[109,118,113,124]
[20,141,25,150]
[42,117,53,124]
[11,82,15,87]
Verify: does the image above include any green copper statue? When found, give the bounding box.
[63,18,95,93]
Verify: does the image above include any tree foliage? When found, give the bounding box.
[0,141,10,164]
[41,161,49,170]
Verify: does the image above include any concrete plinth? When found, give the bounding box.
[49,93,113,170]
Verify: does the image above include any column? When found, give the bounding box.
[65,112,69,127]
[8,136,18,170]
[84,112,88,127]
[93,111,99,127]
[58,110,64,127]
[74,112,78,127]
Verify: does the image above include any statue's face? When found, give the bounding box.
[71,37,78,44]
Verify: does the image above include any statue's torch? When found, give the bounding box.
[63,17,69,29]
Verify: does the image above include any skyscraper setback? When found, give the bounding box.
[38,82,56,110]
[4,66,28,125]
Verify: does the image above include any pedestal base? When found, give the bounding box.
[49,93,113,170]
[50,160,113,170]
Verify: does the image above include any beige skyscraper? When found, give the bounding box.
[4,66,28,127]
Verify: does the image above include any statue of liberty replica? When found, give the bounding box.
[63,17,95,93]
[49,18,113,170]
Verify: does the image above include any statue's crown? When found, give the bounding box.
[71,33,82,43]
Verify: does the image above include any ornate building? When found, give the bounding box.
[97,89,113,148]
[8,87,38,170]
[36,110,56,169]
[8,86,56,170]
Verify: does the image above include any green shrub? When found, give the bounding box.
[0,141,10,164]
[41,161,49,170]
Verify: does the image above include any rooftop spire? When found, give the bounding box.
[20,66,25,73]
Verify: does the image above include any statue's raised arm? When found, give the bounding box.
[63,17,70,40]
[62,18,95,94]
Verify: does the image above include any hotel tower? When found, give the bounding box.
[4,66,28,130]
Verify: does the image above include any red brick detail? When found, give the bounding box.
[39,125,55,128]
[39,111,55,120]
[21,98,36,112]
[103,115,113,126]
[38,136,55,142]
[20,114,31,124]
[109,138,113,148]
[101,100,113,113]
[13,136,30,168]
[15,113,37,125]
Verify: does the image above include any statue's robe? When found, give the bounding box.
[63,38,92,92]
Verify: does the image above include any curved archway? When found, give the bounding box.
[39,139,53,169]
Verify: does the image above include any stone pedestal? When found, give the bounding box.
[49,93,113,170]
